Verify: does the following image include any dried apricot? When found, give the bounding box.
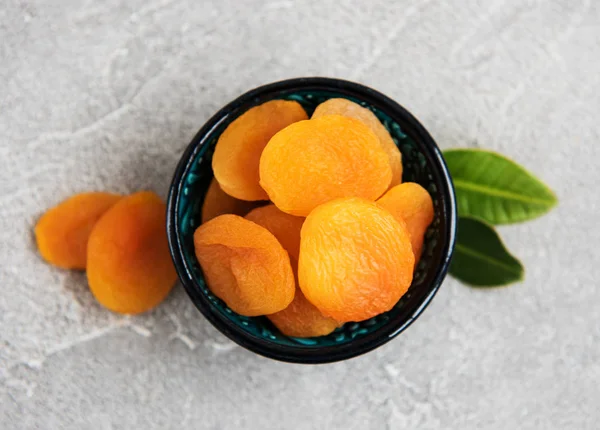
[377,183,434,259]
[313,98,402,187]
[298,197,414,323]
[268,283,339,337]
[202,178,263,223]
[212,100,308,201]
[35,192,121,269]
[260,115,392,216]
[194,214,295,316]
[87,191,177,314]
[244,204,304,262]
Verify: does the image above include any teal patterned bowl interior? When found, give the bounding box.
[167,78,456,363]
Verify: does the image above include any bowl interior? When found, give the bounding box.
[169,80,455,361]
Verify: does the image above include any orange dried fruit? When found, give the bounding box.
[87,191,177,314]
[244,204,304,262]
[377,183,434,260]
[268,284,340,337]
[298,197,414,323]
[201,178,263,223]
[194,214,295,316]
[260,115,392,216]
[35,192,121,269]
[212,100,308,201]
[313,98,402,187]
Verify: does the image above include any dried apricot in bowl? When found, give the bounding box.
[87,191,177,314]
[244,204,304,262]
[268,286,339,337]
[212,100,308,201]
[201,178,263,223]
[377,183,434,260]
[35,192,121,269]
[259,115,392,216]
[312,98,402,188]
[194,214,295,316]
[298,197,414,323]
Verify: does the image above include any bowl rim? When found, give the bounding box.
[167,77,457,364]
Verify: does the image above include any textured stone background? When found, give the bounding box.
[1,0,599,429]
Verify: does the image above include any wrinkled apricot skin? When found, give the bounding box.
[202,178,263,223]
[268,286,340,337]
[377,183,434,260]
[298,198,414,323]
[260,115,392,216]
[34,192,121,269]
[87,191,177,314]
[212,100,308,201]
[312,98,402,187]
[194,214,295,316]
[244,204,304,262]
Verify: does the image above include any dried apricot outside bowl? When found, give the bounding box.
[167,78,457,364]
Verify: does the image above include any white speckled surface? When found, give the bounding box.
[1,1,600,428]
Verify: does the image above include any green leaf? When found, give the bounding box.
[449,216,524,287]
[444,149,557,224]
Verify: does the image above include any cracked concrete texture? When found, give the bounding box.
[1,0,599,428]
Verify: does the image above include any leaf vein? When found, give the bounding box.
[454,179,554,206]
[454,243,522,275]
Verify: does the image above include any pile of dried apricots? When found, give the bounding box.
[34,97,434,336]
[195,98,434,337]
[35,191,177,314]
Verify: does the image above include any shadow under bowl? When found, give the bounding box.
[167,77,457,364]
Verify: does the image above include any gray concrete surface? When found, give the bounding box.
[1,0,599,428]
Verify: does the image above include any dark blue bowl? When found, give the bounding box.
[167,77,457,363]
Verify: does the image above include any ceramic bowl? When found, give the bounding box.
[167,77,457,363]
